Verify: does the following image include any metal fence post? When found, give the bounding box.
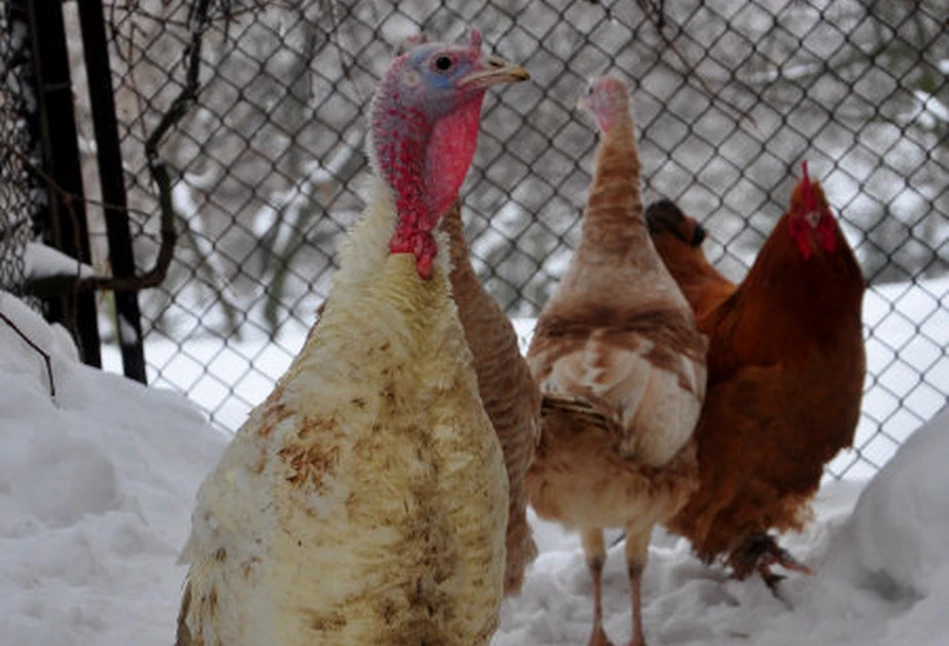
[76,0,146,383]
[24,0,101,367]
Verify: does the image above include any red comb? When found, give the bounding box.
[469,28,482,50]
[800,161,817,213]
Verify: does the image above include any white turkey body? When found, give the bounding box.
[175,31,529,646]
[177,190,508,646]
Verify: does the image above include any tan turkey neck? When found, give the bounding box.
[577,118,651,263]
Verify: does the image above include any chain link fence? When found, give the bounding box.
[7,0,948,479]
[0,3,39,301]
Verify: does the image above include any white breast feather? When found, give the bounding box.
[178,189,508,646]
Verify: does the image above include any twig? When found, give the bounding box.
[11,0,214,297]
[640,5,759,128]
[0,140,164,294]
[636,0,666,31]
[106,0,284,32]
[0,310,56,398]
[324,0,372,106]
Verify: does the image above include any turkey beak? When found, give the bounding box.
[459,55,530,88]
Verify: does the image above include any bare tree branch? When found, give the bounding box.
[11,0,216,298]
[0,309,56,398]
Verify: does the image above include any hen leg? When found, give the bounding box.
[624,526,652,646]
[729,533,814,592]
[581,528,615,646]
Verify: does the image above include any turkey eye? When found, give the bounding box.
[434,56,453,71]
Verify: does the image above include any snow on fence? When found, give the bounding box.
[3,0,948,479]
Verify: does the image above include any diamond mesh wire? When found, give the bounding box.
[0,3,41,302]
[59,0,949,478]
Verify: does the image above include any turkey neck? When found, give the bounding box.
[576,117,651,265]
[371,89,486,278]
[439,200,500,350]
[371,105,438,276]
[439,200,479,295]
[438,199,519,386]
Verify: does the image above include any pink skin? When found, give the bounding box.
[582,76,631,134]
[369,30,526,278]
[788,161,838,260]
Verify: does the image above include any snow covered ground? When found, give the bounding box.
[3,287,948,645]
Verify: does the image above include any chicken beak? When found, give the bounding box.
[459,55,530,88]
[691,223,707,247]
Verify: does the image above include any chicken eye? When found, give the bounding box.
[434,56,453,71]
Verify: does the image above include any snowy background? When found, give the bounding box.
[1,1,947,642]
[38,0,948,444]
[3,278,947,646]
[102,272,949,481]
[3,0,945,487]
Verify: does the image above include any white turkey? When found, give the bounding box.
[175,29,529,646]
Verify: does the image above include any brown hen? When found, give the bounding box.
[646,164,866,588]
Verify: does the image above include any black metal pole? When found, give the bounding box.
[25,0,101,367]
[76,0,147,384]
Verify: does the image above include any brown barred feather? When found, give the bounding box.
[439,200,540,596]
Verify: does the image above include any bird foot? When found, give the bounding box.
[588,625,616,646]
[728,534,814,595]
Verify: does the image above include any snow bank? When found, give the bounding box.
[836,405,949,599]
[498,481,873,646]
[4,288,949,646]
[0,293,226,646]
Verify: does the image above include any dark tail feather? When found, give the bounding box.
[174,582,192,646]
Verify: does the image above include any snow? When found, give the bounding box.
[911,90,949,129]
[837,406,949,599]
[3,287,949,645]
[497,407,949,646]
[0,292,227,646]
[24,242,96,281]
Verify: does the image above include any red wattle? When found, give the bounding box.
[788,216,813,261]
[424,98,485,222]
[389,230,438,278]
[818,214,838,253]
[376,85,487,279]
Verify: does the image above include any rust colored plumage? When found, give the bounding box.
[526,76,706,646]
[646,169,866,585]
[438,199,541,595]
[645,201,734,323]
